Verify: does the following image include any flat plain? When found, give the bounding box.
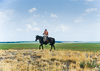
[0,43,100,52]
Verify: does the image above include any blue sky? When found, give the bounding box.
[0,0,100,41]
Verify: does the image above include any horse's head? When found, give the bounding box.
[35,35,39,41]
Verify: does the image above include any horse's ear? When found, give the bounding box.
[36,35,39,37]
[36,35,38,36]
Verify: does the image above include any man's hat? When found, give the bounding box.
[45,29,47,30]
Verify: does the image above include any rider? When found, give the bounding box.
[43,29,48,42]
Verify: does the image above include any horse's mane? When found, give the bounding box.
[37,35,54,39]
[39,36,42,38]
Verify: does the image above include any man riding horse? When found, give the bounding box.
[35,29,55,51]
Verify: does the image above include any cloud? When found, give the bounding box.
[45,11,47,14]
[55,24,69,32]
[33,14,40,18]
[50,14,58,18]
[97,15,100,16]
[16,29,23,31]
[28,8,37,13]
[85,8,97,13]
[0,12,3,14]
[85,0,96,2]
[75,18,84,23]
[26,24,40,31]
[97,18,100,21]
[31,27,40,31]
[26,24,32,29]
[22,15,38,25]
[0,11,10,24]
[0,10,15,25]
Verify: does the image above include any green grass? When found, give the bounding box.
[55,43,100,52]
[0,43,100,52]
[0,43,39,50]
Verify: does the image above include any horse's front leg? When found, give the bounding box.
[50,45,52,51]
[39,44,42,49]
[42,44,44,50]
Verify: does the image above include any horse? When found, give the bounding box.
[35,35,55,51]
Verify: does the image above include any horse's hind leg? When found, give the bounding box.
[39,44,42,49]
[53,45,55,50]
[50,45,52,51]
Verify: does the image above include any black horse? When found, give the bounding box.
[35,35,55,51]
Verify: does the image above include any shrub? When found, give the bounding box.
[80,61,97,69]
[86,61,96,68]
[80,61,85,68]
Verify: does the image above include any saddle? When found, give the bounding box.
[43,36,49,43]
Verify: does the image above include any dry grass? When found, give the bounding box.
[0,49,100,71]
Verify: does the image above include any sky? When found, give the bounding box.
[0,0,100,41]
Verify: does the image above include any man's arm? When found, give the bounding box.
[47,32,48,36]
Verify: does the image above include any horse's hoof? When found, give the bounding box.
[50,50,51,51]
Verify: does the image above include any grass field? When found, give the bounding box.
[0,43,100,52]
